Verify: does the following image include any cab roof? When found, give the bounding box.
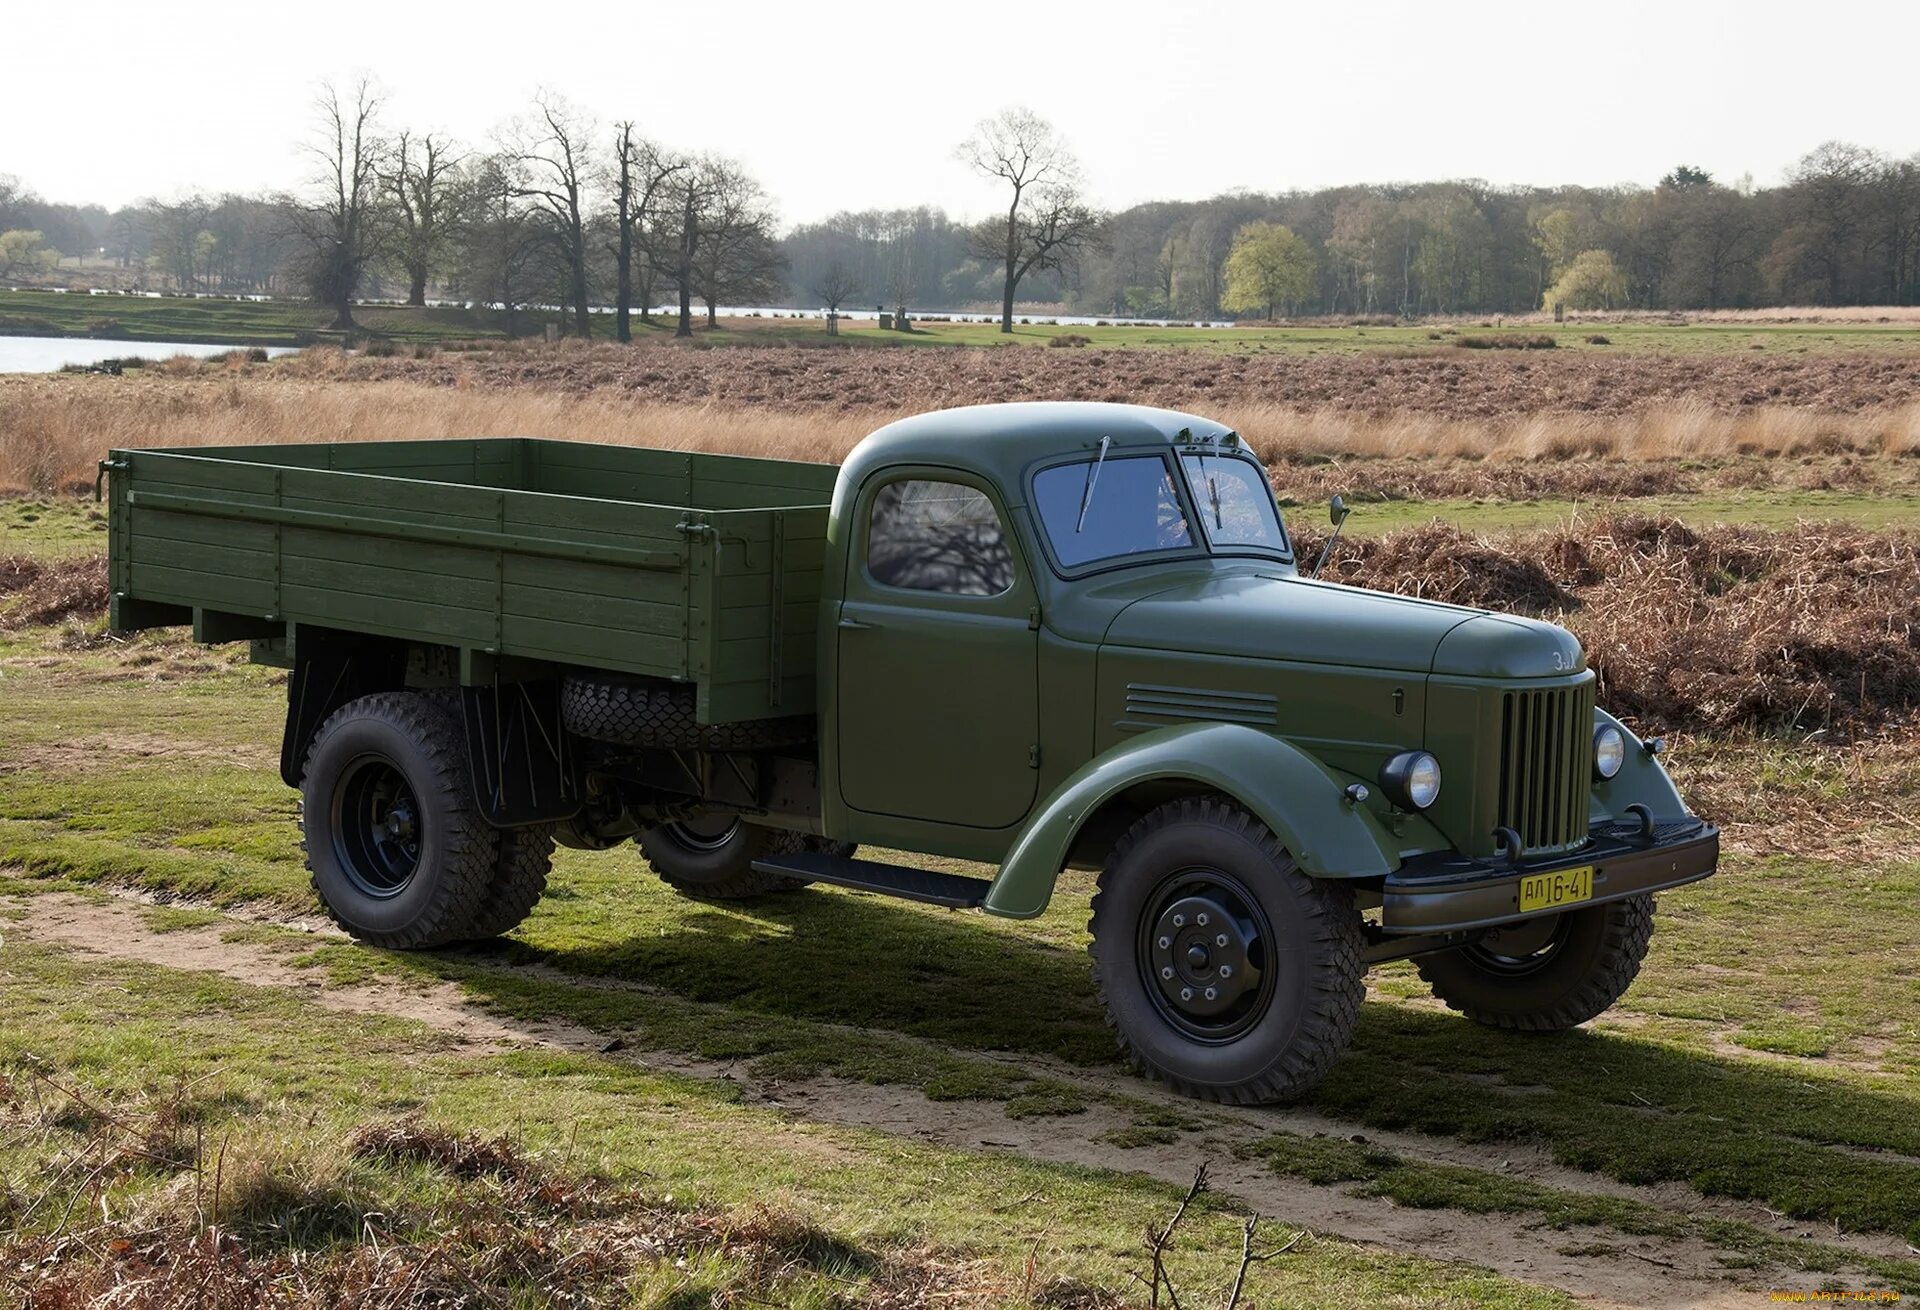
[841,402,1241,502]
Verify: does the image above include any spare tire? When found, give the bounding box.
[561,672,813,751]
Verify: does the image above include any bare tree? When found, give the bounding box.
[651,156,777,338]
[957,107,1102,332]
[690,161,783,328]
[380,130,463,307]
[812,259,860,313]
[453,154,555,339]
[606,124,680,342]
[298,78,383,330]
[502,92,596,338]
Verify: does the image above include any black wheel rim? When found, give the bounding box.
[1138,867,1276,1043]
[331,754,423,899]
[664,815,740,852]
[1464,914,1570,976]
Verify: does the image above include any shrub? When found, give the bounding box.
[1455,334,1558,350]
[1048,333,1092,348]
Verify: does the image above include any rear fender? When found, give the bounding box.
[982,722,1399,919]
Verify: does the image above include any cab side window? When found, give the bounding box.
[866,479,1015,596]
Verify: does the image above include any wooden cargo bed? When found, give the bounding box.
[104,438,838,724]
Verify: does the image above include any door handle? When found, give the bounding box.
[838,617,877,631]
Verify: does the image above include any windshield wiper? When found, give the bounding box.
[1074,435,1111,533]
[1195,448,1224,530]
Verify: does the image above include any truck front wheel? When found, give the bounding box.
[301,692,499,949]
[1088,797,1366,1104]
[1415,894,1655,1031]
[636,816,807,899]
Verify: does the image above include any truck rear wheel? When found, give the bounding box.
[1088,797,1366,1104]
[1415,894,1655,1030]
[561,673,812,751]
[636,816,808,899]
[463,825,557,941]
[300,692,499,949]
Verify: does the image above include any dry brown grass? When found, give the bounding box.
[2,1101,1042,1310]
[5,367,1920,495]
[1299,516,1920,735]
[0,553,107,627]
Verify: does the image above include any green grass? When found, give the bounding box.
[734,315,1920,355]
[0,495,108,556]
[0,942,1571,1308]
[10,286,1920,353]
[1240,1130,1920,1291]
[4,629,1920,1251]
[0,288,520,346]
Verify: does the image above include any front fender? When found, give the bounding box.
[1591,707,1691,822]
[982,722,1400,919]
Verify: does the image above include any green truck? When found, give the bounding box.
[102,401,1718,1102]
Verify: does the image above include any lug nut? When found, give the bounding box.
[1197,913,1210,926]
[1158,936,1171,950]
[1204,988,1218,1001]
[1215,934,1228,947]
[1172,914,1185,927]
[1219,965,1233,978]
[1161,966,1175,980]
[1180,988,1193,1002]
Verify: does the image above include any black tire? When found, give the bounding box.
[1415,894,1655,1031]
[561,673,813,751]
[636,815,808,899]
[301,692,499,949]
[463,824,557,941]
[1088,797,1366,1104]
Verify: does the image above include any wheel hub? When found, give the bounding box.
[1148,891,1259,1023]
[332,756,424,899]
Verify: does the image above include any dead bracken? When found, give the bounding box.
[1300,516,1920,735]
[0,553,108,628]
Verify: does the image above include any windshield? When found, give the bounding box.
[1179,453,1290,554]
[1032,455,1194,568]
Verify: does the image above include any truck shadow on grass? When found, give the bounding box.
[415,879,1920,1246]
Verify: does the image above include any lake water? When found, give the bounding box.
[0,335,298,374]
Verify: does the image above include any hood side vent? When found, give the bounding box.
[1119,683,1278,735]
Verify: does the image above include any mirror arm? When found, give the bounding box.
[1309,522,1346,579]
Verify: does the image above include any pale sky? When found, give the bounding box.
[6,0,1916,226]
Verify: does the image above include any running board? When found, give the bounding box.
[750,851,991,909]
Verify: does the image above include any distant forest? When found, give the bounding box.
[5,105,1918,323]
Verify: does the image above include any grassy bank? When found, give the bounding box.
[0,288,525,347]
[12,287,1920,353]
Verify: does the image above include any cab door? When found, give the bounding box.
[837,472,1039,829]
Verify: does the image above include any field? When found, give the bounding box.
[3,322,1919,1306]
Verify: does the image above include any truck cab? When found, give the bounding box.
[103,401,1717,1103]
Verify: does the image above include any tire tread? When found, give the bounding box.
[300,692,498,950]
[1415,894,1655,1031]
[1088,796,1366,1104]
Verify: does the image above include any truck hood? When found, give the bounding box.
[1101,572,1584,678]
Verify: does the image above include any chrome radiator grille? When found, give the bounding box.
[1496,681,1595,854]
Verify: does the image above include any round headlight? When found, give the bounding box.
[1379,751,1442,810]
[1594,725,1626,780]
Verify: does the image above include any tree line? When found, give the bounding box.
[5,93,1920,327]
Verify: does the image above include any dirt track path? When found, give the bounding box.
[10,890,1900,1309]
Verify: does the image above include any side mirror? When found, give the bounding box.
[1310,494,1352,579]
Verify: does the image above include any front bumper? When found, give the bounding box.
[1379,816,1719,935]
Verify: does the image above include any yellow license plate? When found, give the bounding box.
[1517,865,1594,914]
